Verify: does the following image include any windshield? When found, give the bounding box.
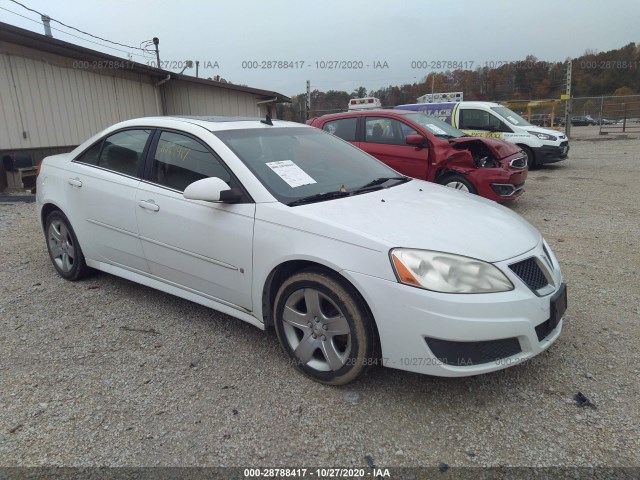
[214,127,404,205]
[490,106,532,127]
[402,112,466,138]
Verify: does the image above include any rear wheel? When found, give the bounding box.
[519,145,536,169]
[274,269,377,385]
[438,174,476,194]
[45,210,90,281]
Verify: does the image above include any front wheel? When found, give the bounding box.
[45,210,90,281]
[274,269,377,385]
[437,174,477,194]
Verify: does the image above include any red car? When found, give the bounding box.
[307,109,527,202]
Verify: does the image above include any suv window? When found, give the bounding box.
[150,131,232,192]
[322,118,358,141]
[365,117,415,145]
[97,129,151,177]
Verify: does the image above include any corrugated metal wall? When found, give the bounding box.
[0,43,277,152]
[164,80,264,117]
[0,43,159,150]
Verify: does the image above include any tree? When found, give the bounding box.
[351,86,368,98]
[613,86,635,96]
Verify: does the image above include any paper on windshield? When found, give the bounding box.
[266,160,317,188]
[425,124,448,135]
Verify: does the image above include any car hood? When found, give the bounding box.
[263,180,540,263]
[449,136,522,159]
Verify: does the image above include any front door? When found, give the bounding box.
[135,130,255,310]
[359,116,429,179]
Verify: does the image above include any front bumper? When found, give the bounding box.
[342,242,565,377]
[533,142,569,164]
[468,164,528,202]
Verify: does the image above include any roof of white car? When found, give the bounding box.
[114,116,305,132]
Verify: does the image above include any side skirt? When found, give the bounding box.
[85,259,265,330]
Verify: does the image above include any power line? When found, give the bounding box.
[8,0,147,52]
[0,6,150,59]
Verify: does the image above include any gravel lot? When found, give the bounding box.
[1,136,639,469]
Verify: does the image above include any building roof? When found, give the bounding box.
[0,21,291,103]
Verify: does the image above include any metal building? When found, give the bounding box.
[0,21,290,191]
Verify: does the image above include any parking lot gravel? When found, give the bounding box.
[1,137,639,469]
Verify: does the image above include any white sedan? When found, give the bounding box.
[36,116,567,385]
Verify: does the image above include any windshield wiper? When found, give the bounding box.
[288,177,410,206]
[287,190,351,206]
[352,176,410,193]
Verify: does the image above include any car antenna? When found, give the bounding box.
[261,114,273,126]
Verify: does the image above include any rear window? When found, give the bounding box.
[322,118,358,141]
[75,141,103,166]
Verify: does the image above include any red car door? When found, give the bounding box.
[359,115,429,180]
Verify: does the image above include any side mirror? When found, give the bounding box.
[405,134,426,146]
[183,177,242,203]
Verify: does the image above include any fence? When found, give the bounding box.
[571,95,640,134]
[504,95,640,136]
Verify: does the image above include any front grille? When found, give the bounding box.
[425,337,522,366]
[509,257,549,291]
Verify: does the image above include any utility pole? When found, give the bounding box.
[564,57,572,139]
[153,37,160,68]
[306,80,310,121]
[195,60,199,78]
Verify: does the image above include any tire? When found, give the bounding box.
[437,174,477,194]
[273,269,377,385]
[44,210,90,281]
[519,145,536,169]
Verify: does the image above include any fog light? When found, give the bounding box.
[491,184,517,197]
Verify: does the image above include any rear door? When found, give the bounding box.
[359,116,428,179]
[66,128,153,272]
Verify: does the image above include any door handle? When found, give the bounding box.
[138,200,160,212]
[67,178,82,187]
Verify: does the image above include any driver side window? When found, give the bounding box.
[150,131,233,192]
[365,117,415,145]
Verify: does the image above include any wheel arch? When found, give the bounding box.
[261,260,380,350]
[40,202,65,230]
[516,143,536,168]
[434,167,470,182]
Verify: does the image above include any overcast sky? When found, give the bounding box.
[2,0,639,97]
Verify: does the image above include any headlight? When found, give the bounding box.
[527,130,557,141]
[475,156,499,168]
[390,248,514,294]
